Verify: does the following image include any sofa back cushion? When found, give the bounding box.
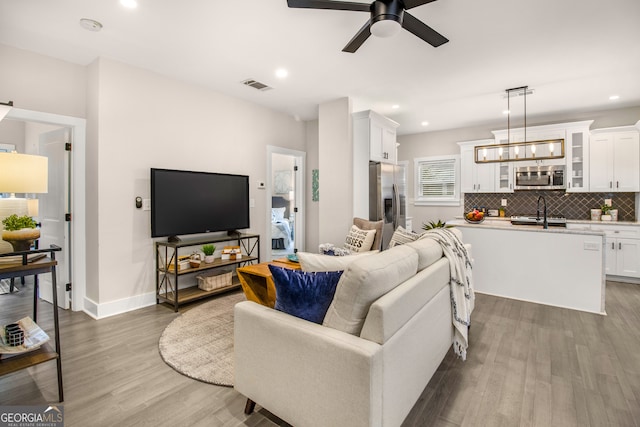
[405,238,443,271]
[323,245,419,335]
[360,258,449,344]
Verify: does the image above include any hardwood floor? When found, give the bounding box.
[1,278,639,426]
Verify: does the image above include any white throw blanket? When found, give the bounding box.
[420,228,474,360]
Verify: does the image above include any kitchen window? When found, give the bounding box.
[414,155,460,206]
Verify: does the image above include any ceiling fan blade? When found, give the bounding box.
[287,0,370,12]
[401,12,448,47]
[342,20,372,53]
[402,0,438,10]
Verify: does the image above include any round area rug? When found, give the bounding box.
[158,291,246,387]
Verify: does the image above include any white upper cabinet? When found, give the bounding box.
[564,123,592,193]
[589,126,640,192]
[458,139,495,193]
[353,110,399,165]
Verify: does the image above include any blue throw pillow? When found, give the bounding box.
[268,265,343,324]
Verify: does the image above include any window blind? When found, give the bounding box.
[418,159,456,198]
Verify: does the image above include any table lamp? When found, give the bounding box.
[0,151,48,252]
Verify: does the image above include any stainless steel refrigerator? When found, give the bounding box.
[369,161,407,250]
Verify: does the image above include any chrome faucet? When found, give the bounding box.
[537,195,548,229]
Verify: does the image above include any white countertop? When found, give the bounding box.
[448,218,605,236]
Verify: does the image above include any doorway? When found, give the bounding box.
[267,146,306,260]
[3,108,86,312]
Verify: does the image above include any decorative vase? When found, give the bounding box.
[610,209,618,221]
[1,228,40,252]
[590,209,602,221]
[204,255,215,263]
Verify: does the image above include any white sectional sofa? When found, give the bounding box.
[234,231,471,427]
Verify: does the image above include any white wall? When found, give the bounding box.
[398,105,640,231]
[0,120,25,152]
[0,44,86,118]
[318,98,352,247]
[305,120,320,252]
[92,58,307,307]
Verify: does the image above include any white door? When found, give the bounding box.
[589,135,612,192]
[617,238,640,278]
[37,128,70,309]
[613,133,640,192]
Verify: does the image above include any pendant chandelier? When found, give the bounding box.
[474,86,565,163]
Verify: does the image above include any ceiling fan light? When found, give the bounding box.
[371,20,401,38]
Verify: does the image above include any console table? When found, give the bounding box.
[156,233,260,312]
[0,245,64,402]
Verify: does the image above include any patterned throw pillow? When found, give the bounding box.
[269,265,343,324]
[344,225,376,253]
[388,226,422,248]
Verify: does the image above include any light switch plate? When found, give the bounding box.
[501,198,508,207]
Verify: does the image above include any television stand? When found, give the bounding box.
[155,233,260,312]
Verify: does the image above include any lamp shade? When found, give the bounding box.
[0,152,48,193]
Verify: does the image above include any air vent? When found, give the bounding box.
[241,79,272,92]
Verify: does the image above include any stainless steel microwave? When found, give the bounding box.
[514,165,566,190]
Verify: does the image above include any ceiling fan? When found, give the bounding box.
[286,0,449,53]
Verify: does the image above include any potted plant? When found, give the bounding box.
[422,219,454,230]
[1,214,39,252]
[202,244,216,263]
[601,204,612,221]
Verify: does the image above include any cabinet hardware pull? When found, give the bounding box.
[619,242,622,250]
[616,181,619,188]
[612,242,615,250]
[610,181,613,188]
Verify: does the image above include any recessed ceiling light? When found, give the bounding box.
[79,18,103,32]
[120,0,138,8]
[609,95,620,100]
[421,121,429,127]
[275,68,288,79]
[502,110,510,115]
[392,104,399,109]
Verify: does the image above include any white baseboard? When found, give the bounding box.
[82,292,157,320]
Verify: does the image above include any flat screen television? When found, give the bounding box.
[151,168,250,239]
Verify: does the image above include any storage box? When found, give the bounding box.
[197,270,232,291]
[167,259,191,272]
[221,246,242,260]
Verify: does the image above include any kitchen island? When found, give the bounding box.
[449,218,606,314]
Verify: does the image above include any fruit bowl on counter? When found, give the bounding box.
[464,209,485,224]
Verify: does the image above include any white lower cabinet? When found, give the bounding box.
[606,237,640,277]
[578,223,640,279]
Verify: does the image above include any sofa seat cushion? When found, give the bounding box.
[323,245,419,335]
[269,265,343,324]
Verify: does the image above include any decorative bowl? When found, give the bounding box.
[464,216,485,224]
[464,210,485,224]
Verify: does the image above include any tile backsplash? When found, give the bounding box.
[464,191,636,221]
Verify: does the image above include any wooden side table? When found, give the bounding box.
[0,245,64,402]
[237,259,300,308]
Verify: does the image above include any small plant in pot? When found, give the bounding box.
[601,204,612,221]
[1,214,39,252]
[202,244,216,263]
